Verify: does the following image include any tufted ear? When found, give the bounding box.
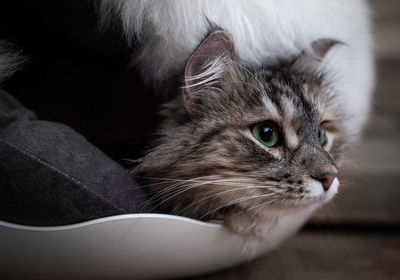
[182,30,236,113]
[291,39,342,74]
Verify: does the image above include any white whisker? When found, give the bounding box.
[198,193,277,220]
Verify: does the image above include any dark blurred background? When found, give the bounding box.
[0,0,399,279]
[0,0,163,166]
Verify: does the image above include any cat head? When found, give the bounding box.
[137,30,346,227]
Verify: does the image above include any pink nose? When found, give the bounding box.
[316,174,337,191]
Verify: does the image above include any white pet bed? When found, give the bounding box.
[0,210,314,279]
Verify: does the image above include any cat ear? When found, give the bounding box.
[182,30,236,113]
[291,39,342,74]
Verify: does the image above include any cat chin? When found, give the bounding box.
[225,203,320,237]
[255,204,315,219]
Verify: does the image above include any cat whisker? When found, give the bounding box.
[198,192,278,220]
[176,185,276,216]
[153,180,280,204]
[150,182,277,212]
[135,174,253,184]
[143,178,271,212]
[231,197,284,217]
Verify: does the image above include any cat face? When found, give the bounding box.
[137,30,345,234]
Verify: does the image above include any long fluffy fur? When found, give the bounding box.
[0,41,24,83]
[99,0,374,136]
[135,35,345,235]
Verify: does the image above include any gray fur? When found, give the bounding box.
[135,31,346,236]
[0,41,24,83]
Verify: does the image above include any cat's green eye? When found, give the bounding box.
[252,122,279,147]
[318,127,327,147]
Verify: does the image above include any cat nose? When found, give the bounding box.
[314,173,337,191]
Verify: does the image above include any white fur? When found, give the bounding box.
[261,94,280,120]
[100,0,374,136]
[307,177,339,203]
[280,97,299,149]
[285,127,299,150]
[183,56,226,92]
[281,96,296,121]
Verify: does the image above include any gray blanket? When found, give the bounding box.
[0,89,148,226]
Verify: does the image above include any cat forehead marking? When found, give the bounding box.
[261,94,301,150]
[284,126,299,150]
[261,94,280,120]
[280,96,300,149]
[281,96,296,121]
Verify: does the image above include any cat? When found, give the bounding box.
[99,0,374,237]
[134,29,347,236]
[0,1,373,237]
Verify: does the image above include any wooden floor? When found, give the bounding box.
[193,1,400,279]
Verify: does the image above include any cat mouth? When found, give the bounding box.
[269,183,339,210]
[296,178,340,206]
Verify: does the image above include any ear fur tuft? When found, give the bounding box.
[182,30,236,113]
